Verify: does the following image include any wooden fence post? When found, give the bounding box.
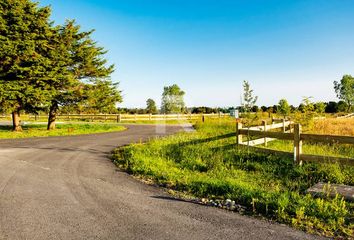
[149,113,152,121]
[262,120,267,147]
[236,122,243,145]
[117,114,121,123]
[282,119,286,133]
[202,114,205,123]
[294,124,302,165]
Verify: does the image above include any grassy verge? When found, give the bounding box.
[112,121,354,238]
[0,123,126,139]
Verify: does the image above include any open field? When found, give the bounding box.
[113,119,354,238]
[0,123,126,139]
[259,117,354,159]
[310,118,354,136]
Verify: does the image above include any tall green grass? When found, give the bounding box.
[113,120,354,238]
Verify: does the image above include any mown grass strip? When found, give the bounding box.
[0,123,126,139]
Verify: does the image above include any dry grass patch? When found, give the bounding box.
[312,118,354,136]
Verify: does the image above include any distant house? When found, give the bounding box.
[229,109,239,118]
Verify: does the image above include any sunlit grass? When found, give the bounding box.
[113,120,353,238]
[0,123,126,139]
[311,118,354,136]
[261,117,354,158]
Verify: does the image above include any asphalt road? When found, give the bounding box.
[0,125,323,240]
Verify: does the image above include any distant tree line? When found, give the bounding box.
[193,100,349,114]
[241,100,350,114]
[116,77,352,115]
[237,77,353,115]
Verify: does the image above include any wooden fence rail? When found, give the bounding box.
[337,113,354,119]
[236,121,354,166]
[14,113,228,122]
[1,113,229,123]
[237,119,294,147]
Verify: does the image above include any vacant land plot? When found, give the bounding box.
[113,120,354,238]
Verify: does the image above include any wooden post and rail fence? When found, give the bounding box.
[236,119,354,166]
[0,113,228,122]
[54,113,227,122]
[1,113,353,166]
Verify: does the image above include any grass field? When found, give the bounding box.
[0,123,126,139]
[113,119,354,238]
[261,117,354,159]
[311,118,354,136]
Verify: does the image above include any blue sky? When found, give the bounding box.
[40,0,354,108]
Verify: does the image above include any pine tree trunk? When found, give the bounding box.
[12,110,22,132]
[47,101,58,130]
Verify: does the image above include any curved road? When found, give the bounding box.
[0,125,322,240]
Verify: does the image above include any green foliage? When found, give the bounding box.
[242,80,258,113]
[295,97,316,130]
[79,79,122,114]
[337,100,350,113]
[46,20,121,129]
[0,0,122,131]
[301,97,315,113]
[113,120,353,238]
[314,102,326,114]
[146,98,158,114]
[191,106,222,114]
[277,99,291,117]
[161,84,185,113]
[0,0,53,114]
[334,75,354,112]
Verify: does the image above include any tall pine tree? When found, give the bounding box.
[0,1,122,131]
[46,20,120,130]
[0,0,53,131]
